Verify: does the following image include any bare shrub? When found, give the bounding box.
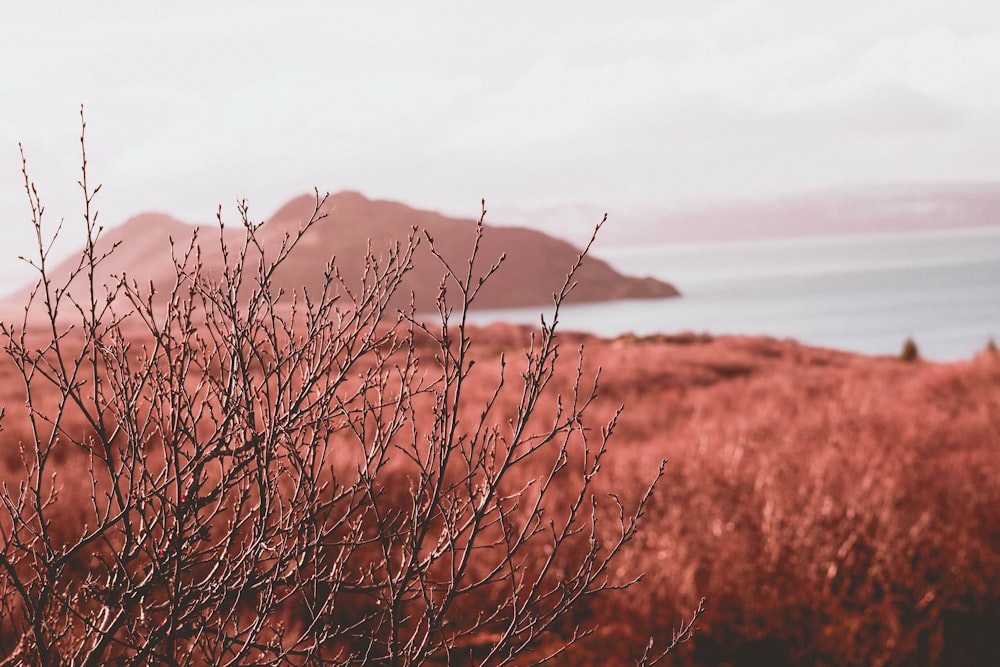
[899,336,919,362]
[0,110,700,665]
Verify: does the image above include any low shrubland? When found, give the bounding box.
[543,333,1000,666]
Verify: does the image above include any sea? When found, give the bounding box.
[465,225,1000,362]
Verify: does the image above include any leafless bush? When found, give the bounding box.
[0,110,700,665]
[899,336,919,363]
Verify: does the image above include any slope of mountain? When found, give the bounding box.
[6,192,678,312]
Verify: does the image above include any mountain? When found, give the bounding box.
[7,192,678,313]
[505,183,1000,247]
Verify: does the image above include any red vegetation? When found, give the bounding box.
[3,322,998,665]
[389,327,1000,665]
[531,332,1000,666]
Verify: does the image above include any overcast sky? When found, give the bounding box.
[3,1,1000,287]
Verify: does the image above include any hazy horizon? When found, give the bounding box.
[3,1,1000,287]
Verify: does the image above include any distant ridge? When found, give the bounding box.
[623,183,1000,245]
[7,191,678,312]
[509,182,1000,247]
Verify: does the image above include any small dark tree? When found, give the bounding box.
[0,110,701,665]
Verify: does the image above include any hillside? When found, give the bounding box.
[5,191,678,312]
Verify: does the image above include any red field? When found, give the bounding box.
[3,317,997,665]
[437,326,1000,665]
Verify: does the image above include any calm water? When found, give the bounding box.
[466,226,1000,361]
